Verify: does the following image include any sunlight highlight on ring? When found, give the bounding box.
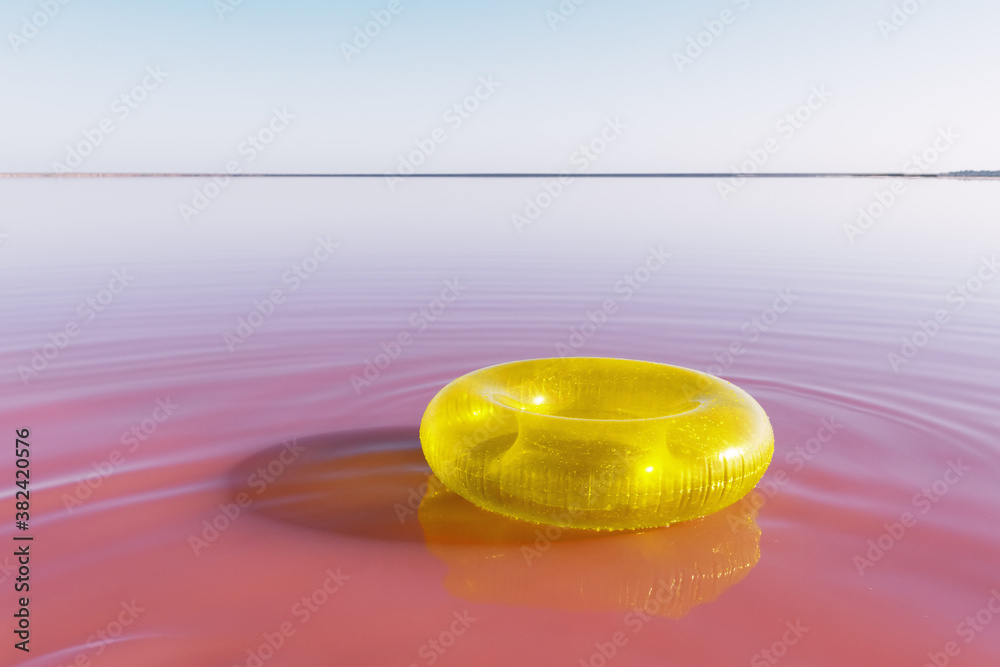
[419,358,775,530]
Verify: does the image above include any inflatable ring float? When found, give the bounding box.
[419,358,774,530]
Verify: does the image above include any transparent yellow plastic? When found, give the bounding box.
[419,358,774,530]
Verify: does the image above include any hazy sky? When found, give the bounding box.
[2,0,998,173]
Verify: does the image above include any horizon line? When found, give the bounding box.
[0,172,994,179]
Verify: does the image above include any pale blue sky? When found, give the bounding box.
[1,0,998,173]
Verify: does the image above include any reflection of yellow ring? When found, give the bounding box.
[419,358,774,530]
[418,475,762,617]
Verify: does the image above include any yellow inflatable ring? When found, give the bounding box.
[419,358,774,530]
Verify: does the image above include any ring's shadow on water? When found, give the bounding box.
[230,428,432,542]
[231,428,763,617]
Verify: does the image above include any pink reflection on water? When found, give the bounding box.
[3,253,1000,667]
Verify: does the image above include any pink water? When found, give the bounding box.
[2,178,999,666]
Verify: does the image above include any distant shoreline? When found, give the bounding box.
[1,172,999,179]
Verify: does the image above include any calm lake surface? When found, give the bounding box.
[2,177,998,667]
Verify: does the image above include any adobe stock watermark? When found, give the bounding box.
[546,0,588,31]
[512,116,628,233]
[0,556,19,585]
[843,126,958,244]
[672,0,752,73]
[750,620,810,667]
[7,0,73,54]
[727,415,845,527]
[577,578,682,666]
[61,398,180,513]
[17,268,134,385]
[51,65,169,173]
[853,459,970,575]
[223,236,339,352]
[395,412,507,523]
[705,289,798,376]
[179,107,296,222]
[405,611,477,667]
[394,474,449,524]
[233,567,350,667]
[783,416,843,472]
[525,414,841,569]
[189,439,306,556]
[214,0,248,21]
[522,462,630,566]
[922,589,1000,667]
[523,443,659,565]
[351,279,466,394]
[718,86,832,201]
[554,246,669,355]
[877,0,932,39]
[340,0,413,62]
[386,76,502,191]
[887,255,997,372]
